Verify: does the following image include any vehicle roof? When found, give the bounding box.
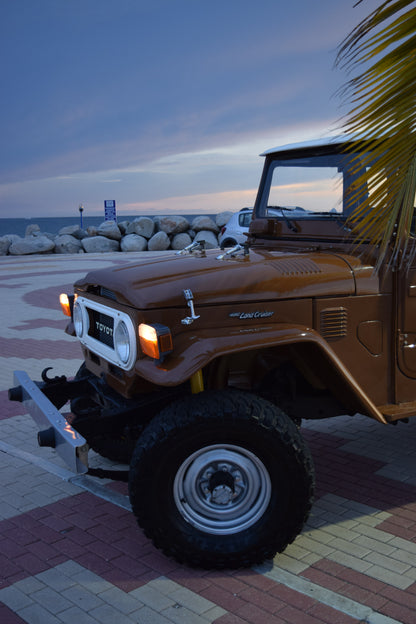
[260,134,360,157]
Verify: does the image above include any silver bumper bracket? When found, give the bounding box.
[12,370,89,474]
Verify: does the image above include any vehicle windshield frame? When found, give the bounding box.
[254,145,374,220]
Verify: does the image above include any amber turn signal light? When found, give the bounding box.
[59,293,71,317]
[139,323,173,361]
[59,293,76,317]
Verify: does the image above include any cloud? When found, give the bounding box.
[1,1,374,187]
[0,117,336,217]
[124,188,258,216]
[0,0,382,217]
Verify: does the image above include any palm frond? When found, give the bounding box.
[336,0,416,271]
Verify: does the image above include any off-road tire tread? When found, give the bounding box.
[129,389,315,569]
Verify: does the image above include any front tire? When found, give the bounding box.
[128,390,315,568]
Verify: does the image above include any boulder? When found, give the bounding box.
[25,224,41,237]
[59,225,87,239]
[9,235,55,255]
[171,232,192,250]
[120,234,148,252]
[118,220,130,235]
[4,234,21,245]
[54,234,83,254]
[0,236,11,255]
[157,216,189,235]
[97,220,122,241]
[126,217,155,239]
[147,231,170,251]
[194,230,219,249]
[86,225,98,237]
[81,236,120,253]
[216,211,234,228]
[191,216,219,234]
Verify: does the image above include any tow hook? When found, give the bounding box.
[41,367,66,384]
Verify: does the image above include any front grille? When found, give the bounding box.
[75,295,136,371]
[86,285,117,301]
[88,309,114,348]
[100,287,117,301]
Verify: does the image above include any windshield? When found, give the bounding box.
[257,152,368,219]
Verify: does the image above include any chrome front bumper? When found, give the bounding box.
[11,371,89,474]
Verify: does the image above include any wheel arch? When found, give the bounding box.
[135,323,387,423]
[220,237,238,248]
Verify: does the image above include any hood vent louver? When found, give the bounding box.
[270,258,321,276]
[320,307,348,341]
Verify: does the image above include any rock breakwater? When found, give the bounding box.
[0,213,234,256]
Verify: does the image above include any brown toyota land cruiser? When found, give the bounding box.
[10,136,416,569]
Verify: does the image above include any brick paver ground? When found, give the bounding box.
[1,252,415,623]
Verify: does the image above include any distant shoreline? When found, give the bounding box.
[0,214,212,239]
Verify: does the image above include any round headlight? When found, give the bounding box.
[114,320,130,364]
[73,300,84,337]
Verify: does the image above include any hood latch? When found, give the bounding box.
[176,240,206,256]
[181,289,200,325]
[217,243,250,260]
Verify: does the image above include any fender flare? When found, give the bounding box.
[135,323,387,424]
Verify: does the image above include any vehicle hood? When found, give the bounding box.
[74,249,376,309]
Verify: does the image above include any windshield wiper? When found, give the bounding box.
[268,206,299,233]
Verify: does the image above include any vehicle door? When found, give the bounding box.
[397,254,416,379]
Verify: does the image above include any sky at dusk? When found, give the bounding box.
[0,0,381,219]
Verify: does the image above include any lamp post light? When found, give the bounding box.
[79,204,84,229]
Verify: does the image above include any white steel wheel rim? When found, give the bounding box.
[173,444,272,535]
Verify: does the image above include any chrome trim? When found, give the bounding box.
[12,371,88,474]
[181,289,200,325]
[75,296,137,370]
[175,240,206,256]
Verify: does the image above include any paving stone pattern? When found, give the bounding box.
[1,253,416,623]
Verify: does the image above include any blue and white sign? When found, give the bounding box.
[104,200,117,222]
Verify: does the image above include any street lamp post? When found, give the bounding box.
[79,204,84,229]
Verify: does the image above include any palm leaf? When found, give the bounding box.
[336,0,416,271]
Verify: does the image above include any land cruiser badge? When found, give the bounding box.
[229,311,274,320]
